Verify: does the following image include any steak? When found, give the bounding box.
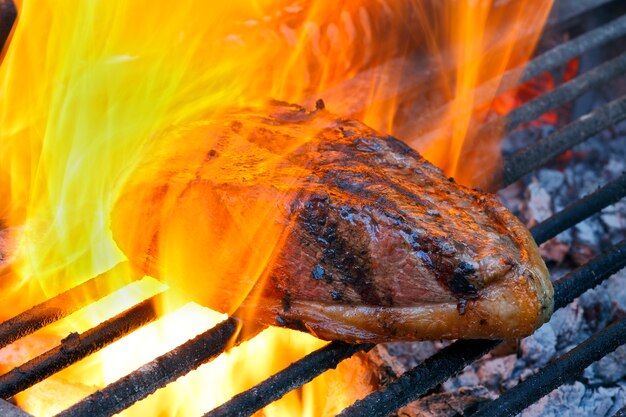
[111,101,553,343]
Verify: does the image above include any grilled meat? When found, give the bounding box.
[111,101,553,343]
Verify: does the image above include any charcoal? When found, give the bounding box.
[442,365,481,392]
[601,209,624,231]
[475,354,517,391]
[584,344,626,385]
[377,341,444,371]
[539,235,571,263]
[497,181,526,216]
[601,201,626,245]
[604,157,625,177]
[574,218,604,248]
[579,286,613,333]
[521,382,626,417]
[605,270,626,315]
[537,169,565,194]
[364,344,410,385]
[524,178,553,226]
[393,386,496,417]
[519,322,557,368]
[569,241,598,266]
[549,300,585,351]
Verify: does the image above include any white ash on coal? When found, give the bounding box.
[501,120,626,266]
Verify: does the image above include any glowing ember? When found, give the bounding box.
[492,57,580,126]
[0,0,553,415]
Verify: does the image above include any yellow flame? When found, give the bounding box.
[406,1,554,187]
[0,0,553,415]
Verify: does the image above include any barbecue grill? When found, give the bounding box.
[1,0,626,416]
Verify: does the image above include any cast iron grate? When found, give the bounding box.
[1,1,626,416]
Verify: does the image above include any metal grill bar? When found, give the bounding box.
[205,342,373,417]
[478,51,626,141]
[521,13,626,84]
[55,316,244,417]
[340,341,501,417]
[0,263,136,350]
[614,404,626,417]
[0,0,16,53]
[531,173,626,243]
[503,94,626,186]
[0,399,33,417]
[510,51,626,130]
[0,292,169,400]
[337,240,626,417]
[547,0,616,26]
[470,317,626,417]
[553,241,626,309]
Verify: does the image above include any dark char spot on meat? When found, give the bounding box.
[451,261,478,295]
[311,265,325,281]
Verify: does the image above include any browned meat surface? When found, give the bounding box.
[111,101,553,343]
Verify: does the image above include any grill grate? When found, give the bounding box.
[56,317,244,417]
[1,1,626,416]
[471,314,626,417]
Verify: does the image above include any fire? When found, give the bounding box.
[0,0,553,416]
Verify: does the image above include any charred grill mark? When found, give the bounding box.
[322,136,488,306]
[318,140,434,217]
[339,127,355,137]
[326,168,418,225]
[298,128,493,310]
[298,192,383,306]
[404,225,481,308]
[322,228,381,306]
[299,194,330,236]
[320,153,484,307]
[281,293,291,312]
[376,134,415,158]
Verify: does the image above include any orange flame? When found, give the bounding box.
[0,0,553,415]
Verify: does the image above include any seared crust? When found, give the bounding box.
[111,102,553,342]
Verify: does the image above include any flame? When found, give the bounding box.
[0,0,553,416]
